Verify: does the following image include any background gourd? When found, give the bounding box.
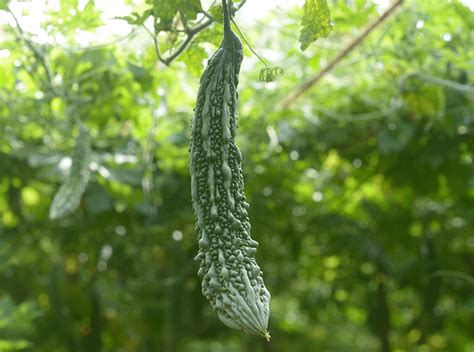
[49,124,91,220]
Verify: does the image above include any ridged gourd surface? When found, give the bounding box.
[189,8,271,339]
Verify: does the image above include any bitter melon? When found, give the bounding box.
[49,124,91,220]
[189,0,271,339]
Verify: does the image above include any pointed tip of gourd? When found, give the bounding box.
[49,207,60,220]
[263,330,271,341]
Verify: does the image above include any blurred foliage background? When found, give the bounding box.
[0,0,473,351]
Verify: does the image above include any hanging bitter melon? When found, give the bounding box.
[189,0,271,339]
[49,123,91,220]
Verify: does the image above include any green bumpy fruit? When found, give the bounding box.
[189,0,271,340]
[49,124,91,220]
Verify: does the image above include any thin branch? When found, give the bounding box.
[162,18,214,65]
[201,10,215,21]
[232,19,268,67]
[7,6,57,91]
[147,0,247,66]
[280,0,404,108]
[142,23,165,63]
[7,6,91,104]
[417,73,474,93]
[315,105,395,122]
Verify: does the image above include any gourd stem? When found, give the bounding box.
[222,0,231,40]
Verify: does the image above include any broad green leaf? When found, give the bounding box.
[180,42,207,77]
[209,4,224,23]
[299,0,333,51]
[128,62,154,90]
[147,0,202,31]
[43,0,103,35]
[49,124,91,220]
[0,296,41,334]
[198,24,224,47]
[402,80,445,118]
[178,0,202,22]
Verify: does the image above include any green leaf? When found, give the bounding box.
[116,9,152,25]
[402,79,445,118]
[299,0,333,51]
[378,120,415,155]
[0,296,41,335]
[209,4,224,23]
[128,62,153,90]
[49,124,92,220]
[147,0,202,32]
[0,0,8,11]
[178,0,202,22]
[180,43,208,77]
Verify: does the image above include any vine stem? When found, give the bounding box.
[231,19,268,67]
[222,0,231,38]
[280,0,404,108]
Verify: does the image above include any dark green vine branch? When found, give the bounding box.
[146,0,247,66]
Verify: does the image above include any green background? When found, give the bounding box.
[0,0,473,351]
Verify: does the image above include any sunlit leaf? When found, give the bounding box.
[402,80,445,118]
[0,0,8,11]
[147,0,202,31]
[299,0,333,51]
[0,339,31,350]
[180,43,207,77]
[128,62,153,90]
[209,4,224,23]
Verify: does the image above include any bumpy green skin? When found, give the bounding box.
[49,124,91,220]
[189,5,270,339]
